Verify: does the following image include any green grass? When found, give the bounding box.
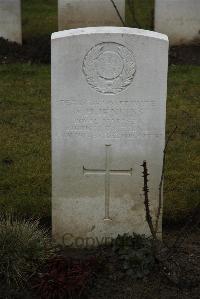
[0,216,53,288]
[165,65,200,222]
[0,64,51,218]
[0,64,199,223]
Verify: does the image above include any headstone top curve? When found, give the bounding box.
[51,27,169,42]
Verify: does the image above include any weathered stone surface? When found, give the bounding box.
[0,0,22,44]
[155,0,200,45]
[51,27,168,247]
[58,0,125,30]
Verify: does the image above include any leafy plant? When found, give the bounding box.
[0,215,54,289]
[112,233,155,278]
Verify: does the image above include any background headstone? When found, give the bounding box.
[0,0,22,44]
[58,0,125,30]
[52,27,168,247]
[155,0,200,45]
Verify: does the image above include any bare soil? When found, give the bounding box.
[0,37,200,65]
[86,228,200,299]
[32,225,200,299]
[0,224,199,299]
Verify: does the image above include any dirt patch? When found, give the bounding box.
[170,41,200,65]
[31,228,199,299]
[0,36,50,64]
[1,226,199,298]
[86,229,200,299]
[0,36,200,65]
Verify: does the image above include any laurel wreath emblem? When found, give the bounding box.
[82,42,136,94]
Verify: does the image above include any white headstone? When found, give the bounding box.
[58,0,125,30]
[155,0,200,45]
[0,0,22,44]
[52,27,168,247]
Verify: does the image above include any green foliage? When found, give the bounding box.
[0,215,54,289]
[112,234,155,278]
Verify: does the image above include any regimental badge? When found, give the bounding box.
[82,42,136,94]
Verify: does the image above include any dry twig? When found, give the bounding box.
[141,160,157,240]
[110,0,126,26]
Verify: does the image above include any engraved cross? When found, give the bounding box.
[83,145,132,221]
